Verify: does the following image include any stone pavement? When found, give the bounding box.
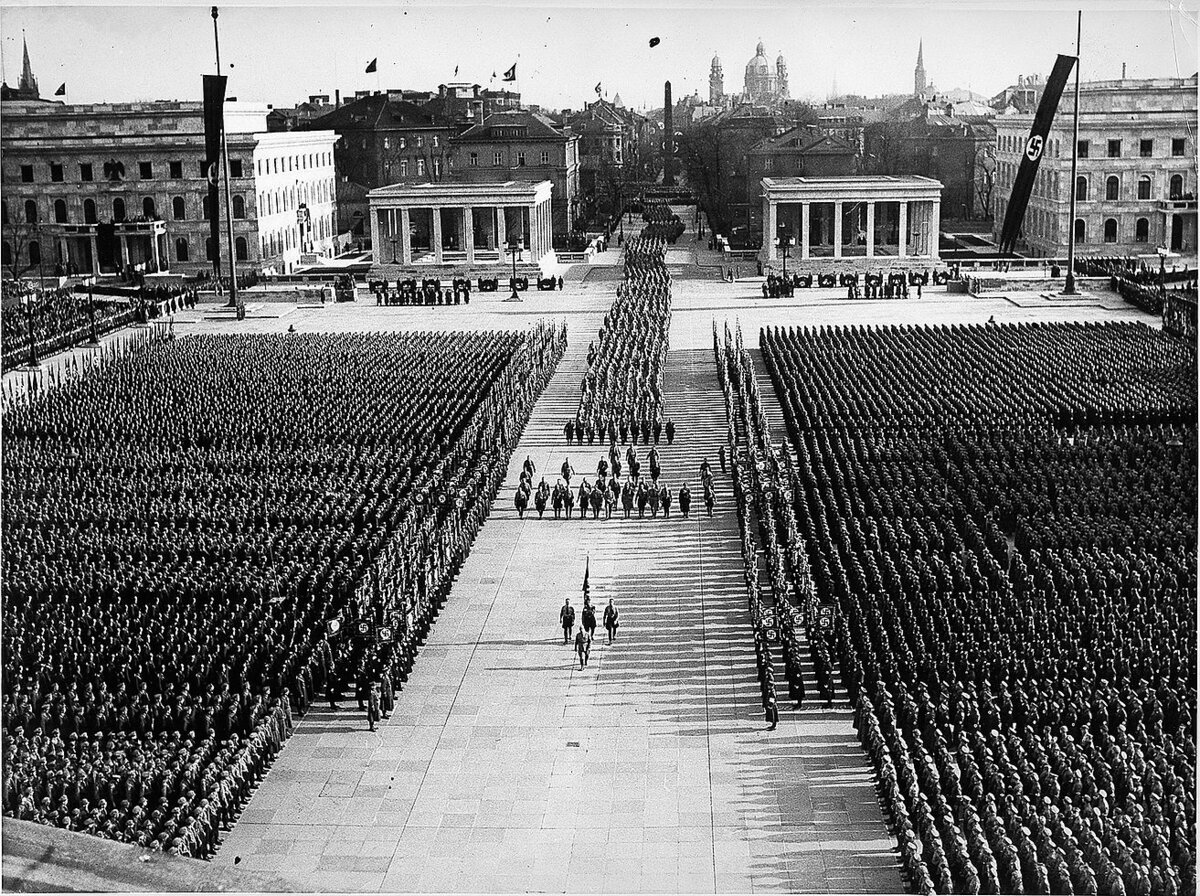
[210,325,903,892]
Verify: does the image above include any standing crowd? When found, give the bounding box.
[2,323,565,856]
[717,318,1196,896]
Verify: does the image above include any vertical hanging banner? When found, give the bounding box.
[999,54,1076,255]
[202,74,227,276]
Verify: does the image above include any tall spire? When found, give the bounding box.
[914,39,927,97]
[19,31,39,98]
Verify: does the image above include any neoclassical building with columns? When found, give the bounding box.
[760,175,943,265]
[367,180,555,268]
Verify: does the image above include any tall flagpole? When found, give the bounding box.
[1063,10,1082,295]
[212,7,239,310]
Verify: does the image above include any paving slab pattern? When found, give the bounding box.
[210,331,902,893]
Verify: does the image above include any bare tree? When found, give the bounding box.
[3,223,39,282]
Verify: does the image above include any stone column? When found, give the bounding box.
[866,202,876,257]
[930,201,941,258]
[150,232,161,272]
[800,202,811,259]
[464,207,475,264]
[764,196,777,261]
[833,201,843,258]
[370,208,384,263]
[89,233,100,275]
[400,208,412,264]
[432,207,444,265]
[496,206,506,251]
[531,204,541,258]
[898,201,908,257]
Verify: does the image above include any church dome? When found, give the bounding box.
[746,40,770,74]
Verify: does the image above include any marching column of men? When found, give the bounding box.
[572,233,674,445]
[513,442,714,522]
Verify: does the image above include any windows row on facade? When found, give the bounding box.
[998,200,1164,245]
[992,166,1191,203]
[14,151,333,184]
[5,181,334,227]
[996,134,1189,159]
[463,149,555,168]
[1075,172,1191,202]
[2,216,334,269]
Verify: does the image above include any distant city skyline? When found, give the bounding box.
[1,1,1195,112]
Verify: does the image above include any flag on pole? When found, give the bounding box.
[454,65,459,77]
[502,62,517,82]
[999,53,1076,255]
[365,58,377,74]
[595,82,602,96]
[54,83,66,96]
[582,555,590,594]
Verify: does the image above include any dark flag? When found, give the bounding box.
[998,53,1076,255]
[365,58,377,74]
[595,82,602,96]
[502,62,517,82]
[54,83,66,96]
[582,555,590,594]
[648,36,660,48]
[202,74,227,277]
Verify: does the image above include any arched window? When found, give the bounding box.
[142,196,156,219]
[1074,218,1086,243]
[1104,218,1118,243]
[235,236,248,260]
[175,237,190,261]
[54,199,68,223]
[28,240,41,265]
[232,195,246,219]
[84,199,97,224]
[205,237,215,261]
[1,241,10,266]
[1135,218,1149,242]
[172,196,186,220]
[1170,174,1184,199]
[24,200,38,223]
[113,198,126,222]
[1075,176,1088,202]
[1105,176,1120,201]
[1137,176,1152,200]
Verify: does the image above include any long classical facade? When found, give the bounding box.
[992,75,1197,257]
[0,100,337,277]
[760,175,943,263]
[367,180,554,267]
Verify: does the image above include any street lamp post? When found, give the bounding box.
[776,229,793,282]
[505,233,524,302]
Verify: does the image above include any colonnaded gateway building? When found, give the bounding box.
[0,100,339,277]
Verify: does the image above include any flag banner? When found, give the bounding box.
[54,82,66,96]
[365,58,377,74]
[999,53,1075,255]
[502,62,516,82]
[595,82,602,96]
[648,36,660,48]
[582,555,590,593]
[453,64,459,77]
[202,74,227,277]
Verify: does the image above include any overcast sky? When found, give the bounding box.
[1,0,1196,111]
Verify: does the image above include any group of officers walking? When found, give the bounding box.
[513,448,717,520]
[559,592,619,670]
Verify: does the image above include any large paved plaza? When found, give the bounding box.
[5,227,1159,894]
